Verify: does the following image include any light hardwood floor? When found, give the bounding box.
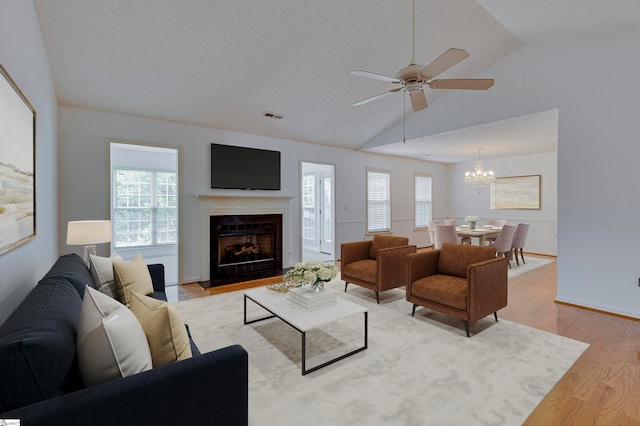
[171,256,640,424]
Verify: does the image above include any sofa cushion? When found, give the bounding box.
[113,253,154,306]
[88,252,123,299]
[368,235,409,260]
[437,243,497,279]
[0,277,84,412]
[342,259,377,283]
[129,292,192,367]
[39,253,93,298]
[76,287,153,387]
[411,274,468,310]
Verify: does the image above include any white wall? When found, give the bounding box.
[369,28,640,318]
[0,1,59,324]
[58,107,449,283]
[448,152,557,255]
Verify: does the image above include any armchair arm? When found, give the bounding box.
[376,245,417,291]
[5,345,248,426]
[407,250,440,285]
[340,240,372,270]
[467,257,509,322]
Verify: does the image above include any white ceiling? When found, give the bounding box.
[33,1,640,163]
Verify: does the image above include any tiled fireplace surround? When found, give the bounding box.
[197,195,293,283]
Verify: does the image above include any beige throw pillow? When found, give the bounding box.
[76,287,153,387]
[112,253,154,306]
[89,252,123,299]
[128,291,192,367]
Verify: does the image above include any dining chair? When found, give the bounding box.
[433,224,460,249]
[445,218,471,244]
[488,224,516,268]
[511,223,530,266]
[428,220,443,247]
[484,219,507,244]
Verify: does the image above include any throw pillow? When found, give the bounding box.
[129,291,192,367]
[76,287,152,387]
[88,252,123,299]
[112,253,154,305]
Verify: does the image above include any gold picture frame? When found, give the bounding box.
[0,63,36,255]
[490,175,540,210]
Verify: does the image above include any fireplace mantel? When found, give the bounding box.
[196,194,293,280]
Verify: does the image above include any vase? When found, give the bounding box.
[310,281,324,292]
[470,222,476,229]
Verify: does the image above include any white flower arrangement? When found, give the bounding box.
[285,261,338,287]
[464,215,479,223]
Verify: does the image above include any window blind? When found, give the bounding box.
[367,169,390,232]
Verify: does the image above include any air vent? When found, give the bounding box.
[262,111,284,120]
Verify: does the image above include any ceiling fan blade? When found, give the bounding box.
[410,91,428,111]
[418,48,470,80]
[350,70,400,84]
[353,88,402,106]
[428,78,494,90]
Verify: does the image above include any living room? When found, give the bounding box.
[2,1,640,424]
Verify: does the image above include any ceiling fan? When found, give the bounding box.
[350,0,494,113]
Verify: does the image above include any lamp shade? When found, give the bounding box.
[66,220,112,245]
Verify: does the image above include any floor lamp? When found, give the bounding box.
[66,220,112,265]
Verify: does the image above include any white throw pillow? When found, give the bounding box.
[89,252,123,299]
[77,286,153,387]
[112,253,154,306]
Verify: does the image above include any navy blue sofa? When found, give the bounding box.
[0,254,248,425]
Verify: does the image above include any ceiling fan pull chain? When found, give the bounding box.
[403,91,407,143]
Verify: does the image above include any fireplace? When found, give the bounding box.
[206,214,283,287]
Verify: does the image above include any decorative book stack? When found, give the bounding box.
[287,287,337,310]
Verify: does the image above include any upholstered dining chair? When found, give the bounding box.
[433,224,459,249]
[511,223,530,266]
[488,224,516,268]
[341,234,417,303]
[428,220,443,248]
[445,218,471,244]
[483,219,507,244]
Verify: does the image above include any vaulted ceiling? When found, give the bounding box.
[33,0,640,162]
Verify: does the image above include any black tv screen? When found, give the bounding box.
[210,143,281,190]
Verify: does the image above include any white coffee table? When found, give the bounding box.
[243,286,368,375]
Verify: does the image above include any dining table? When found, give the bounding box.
[456,225,502,246]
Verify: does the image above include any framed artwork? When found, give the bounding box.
[0,64,36,255]
[490,175,540,210]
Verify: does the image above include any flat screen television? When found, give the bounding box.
[210,143,281,190]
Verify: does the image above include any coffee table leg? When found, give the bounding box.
[301,311,368,376]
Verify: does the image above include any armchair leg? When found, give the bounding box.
[412,304,417,317]
[464,321,470,337]
[375,291,379,304]
[344,282,348,292]
[494,312,498,322]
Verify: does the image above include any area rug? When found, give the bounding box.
[174,279,586,426]
[508,256,553,279]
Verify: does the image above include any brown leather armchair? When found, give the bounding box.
[341,234,417,303]
[406,242,508,337]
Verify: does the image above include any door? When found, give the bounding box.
[319,170,333,255]
[301,162,335,263]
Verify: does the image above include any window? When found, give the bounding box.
[113,169,177,247]
[415,174,432,228]
[367,168,391,233]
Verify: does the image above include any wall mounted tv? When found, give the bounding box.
[210,143,281,190]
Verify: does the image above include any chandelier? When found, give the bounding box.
[464,148,495,192]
